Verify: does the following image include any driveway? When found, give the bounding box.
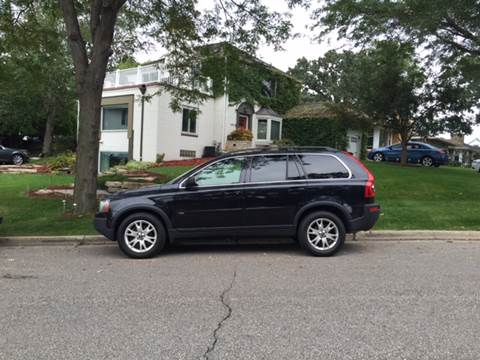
[1,241,480,360]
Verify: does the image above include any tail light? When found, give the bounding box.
[98,199,110,214]
[342,151,376,199]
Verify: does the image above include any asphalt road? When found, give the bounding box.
[1,240,480,360]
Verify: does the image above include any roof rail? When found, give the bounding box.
[222,145,338,154]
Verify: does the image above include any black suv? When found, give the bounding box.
[94,148,380,258]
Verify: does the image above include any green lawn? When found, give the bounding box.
[1,163,479,236]
[366,162,480,230]
[0,174,95,236]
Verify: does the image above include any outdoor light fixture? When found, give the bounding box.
[139,84,147,161]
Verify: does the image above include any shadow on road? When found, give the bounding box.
[84,239,369,259]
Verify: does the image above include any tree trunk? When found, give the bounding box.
[400,136,408,166]
[73,86,103,213]
[41,108,56,156]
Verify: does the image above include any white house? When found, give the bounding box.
[98,60,286,172]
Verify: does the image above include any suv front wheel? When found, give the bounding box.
[298,211,346,256]
[117,212,166,258]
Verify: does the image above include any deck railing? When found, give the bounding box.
[104,64,213,94]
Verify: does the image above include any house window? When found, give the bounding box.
[271,120,281,141]
[99,151,128,172]
[182,108,197,134]
[257,119,268,140]
[102,104,128,130]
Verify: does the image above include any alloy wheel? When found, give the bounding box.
[12,154,24,165]
[373,153,383,162]
[422,157,433,167]
[307,218,339,251]
[124,220,158,253]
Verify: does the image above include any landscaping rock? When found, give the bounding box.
[34,189,54,196]
[121,182,145,190]
[105,181,122,188]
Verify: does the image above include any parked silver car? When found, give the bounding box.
[472,159,480,173]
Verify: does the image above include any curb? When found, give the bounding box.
[1,231,480,247]
[0,235,112,247]
[353,230,480,241]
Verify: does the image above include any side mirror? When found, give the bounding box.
[184,176,198,189]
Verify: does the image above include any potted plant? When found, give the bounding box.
[225,128,253,151]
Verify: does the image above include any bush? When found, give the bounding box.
[156,153,165,163]
[46,151,76,172]
[282,118,347,149]
[113,160,154,173]
[273,138,295,146]
[227,128,253,141]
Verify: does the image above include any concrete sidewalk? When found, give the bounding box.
[1,230,480,246]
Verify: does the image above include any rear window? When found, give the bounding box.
[297,154,350,179]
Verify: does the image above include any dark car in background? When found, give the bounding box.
[0,145,29,165]
[94,147,380,259]
[368,142,448,167]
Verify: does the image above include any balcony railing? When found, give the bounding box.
[104,64,213,94]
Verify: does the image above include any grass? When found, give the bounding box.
[0,174,95,236]
[366,162,480,230]
[1,162,479,236]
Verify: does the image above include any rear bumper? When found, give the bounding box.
[349,204,380,232]
[93,215,115,240]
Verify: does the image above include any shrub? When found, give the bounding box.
[156,153,165,163]
[282,118,347,149]
[113,160,154,173]
[273,138,295,146]
[46,151,76,172]
[227,128,253,141]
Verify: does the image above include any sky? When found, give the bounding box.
[135,0,479,143]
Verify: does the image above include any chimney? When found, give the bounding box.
[450,134,465,146]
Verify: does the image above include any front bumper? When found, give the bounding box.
[349,204,380,232]
[93,215,115,240]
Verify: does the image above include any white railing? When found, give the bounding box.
[104,64,213,94]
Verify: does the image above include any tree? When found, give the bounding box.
[290,41,478,165]
[50,0,301,214]
[0,1,76,154]
[313,0,480,59]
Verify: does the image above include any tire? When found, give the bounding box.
[117,212,166,258]
[373,152,384,162]
[421,156,434,167]
[11,154,24,165]
[298,211,346,256]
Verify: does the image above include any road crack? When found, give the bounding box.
[202,269,237,360]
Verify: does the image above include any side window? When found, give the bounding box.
[250,155,287,182]
[297,155,350,179]
[287,156,304,180]
[193,157,245,186]
[391,144,402,150]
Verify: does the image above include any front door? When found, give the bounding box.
[173,157,248,237]
[238,115,249,129]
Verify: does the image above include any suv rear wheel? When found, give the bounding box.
[298,211,346,256]
[117,212,166,258]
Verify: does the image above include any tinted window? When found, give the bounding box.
[194,157,245,186]
[250,155,286,182]
[391,144,402,150]
[298,155,350,179]
[287,156,304,180]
